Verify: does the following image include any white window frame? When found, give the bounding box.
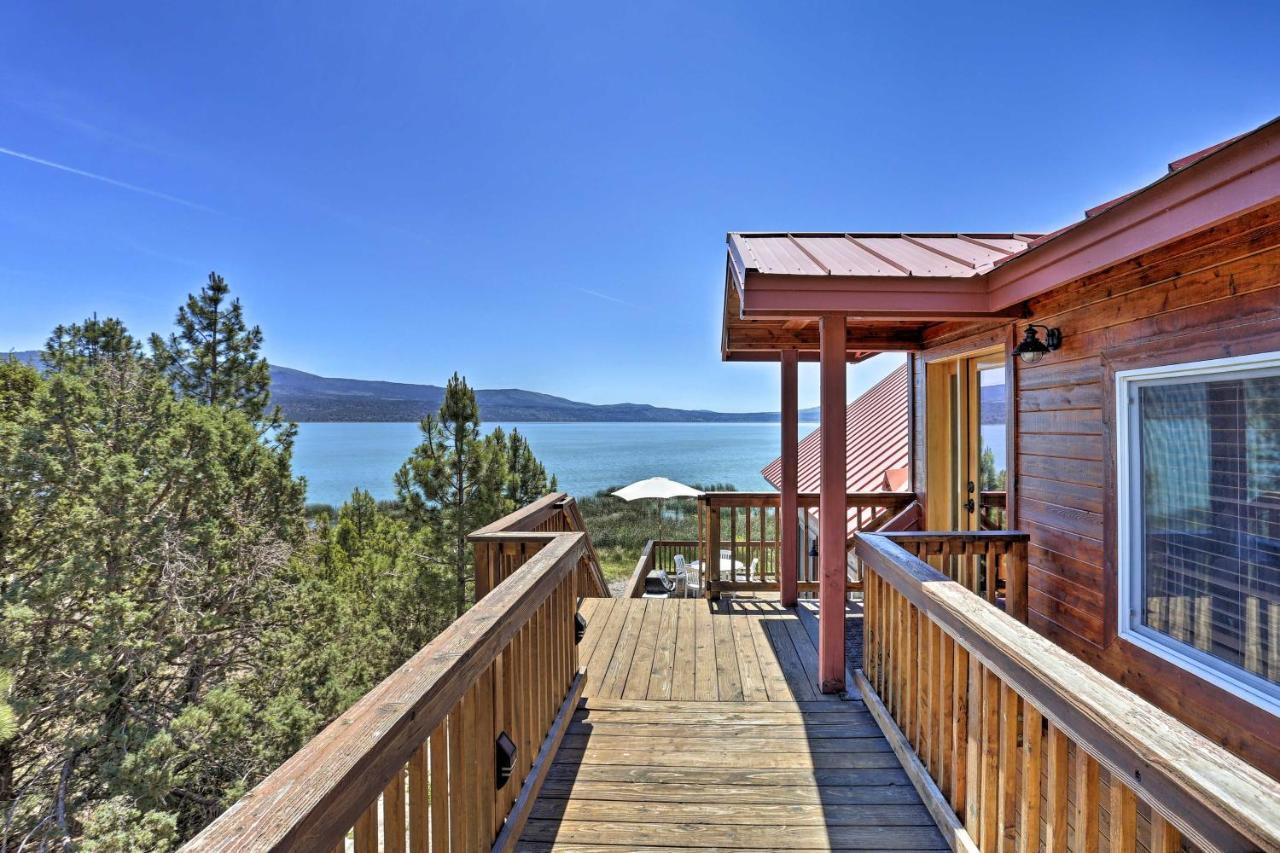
[1115,349,1280,716]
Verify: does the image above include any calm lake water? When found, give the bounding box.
[293,422,800,506]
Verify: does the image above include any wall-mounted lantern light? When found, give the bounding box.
[1013,325,1062,364]
[495,731,517,788]
[574,613,587,645]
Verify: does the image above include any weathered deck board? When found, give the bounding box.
[518,597,947,850]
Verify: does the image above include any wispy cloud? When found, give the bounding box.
[576,287,636,308]
[0,145,215,213]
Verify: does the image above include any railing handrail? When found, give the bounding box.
[880,500,922,532]
[856,531,1280,852]
[470,491,610,598]
[883,530,1029,544]
[624,540,656,598]
[186,532,587,851]
[469,491,567,536]
[698,490,913,509]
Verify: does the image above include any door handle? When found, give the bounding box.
[963,498,976,513]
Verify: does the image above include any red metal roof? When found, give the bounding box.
[729,233,1036,284]
[762,363,910,538]
[723,117,1280,349]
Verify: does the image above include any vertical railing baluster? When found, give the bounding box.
[952,639,969,819]
[1109,773,1136,852]
[383,765,406,853]
[1045,722,1070,853]
[1019,702,1043,853]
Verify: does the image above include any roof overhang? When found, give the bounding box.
[721,116,1280,362]
[986,116,1280,309]
[722,234,1029,362]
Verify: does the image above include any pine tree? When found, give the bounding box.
[44,315,140,370]
[151,272,272,420]
[395,374,508,617]
[504,428,552,506]
[1,318,306,847]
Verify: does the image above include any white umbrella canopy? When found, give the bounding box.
[611,477,704,501]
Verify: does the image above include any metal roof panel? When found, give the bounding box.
[762,363,910,538]
[737,235,828,275]
[792,236,903,276]
[856,237,977,277]
[727,234,1037,280]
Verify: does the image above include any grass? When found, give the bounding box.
[595,545,640,585]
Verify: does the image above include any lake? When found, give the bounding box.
[293,422,803,506]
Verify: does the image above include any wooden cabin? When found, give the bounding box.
[188,121,1280,851]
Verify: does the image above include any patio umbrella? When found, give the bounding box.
[611,477,704,538]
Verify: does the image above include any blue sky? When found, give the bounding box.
[2,2,1278,411]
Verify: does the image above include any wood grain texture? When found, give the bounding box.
[857,533,1280,852]
[969,212,1280,778]
[188,514,588,852]
[514,597,953,851]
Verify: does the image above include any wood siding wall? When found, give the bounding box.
[911,199,1280,779]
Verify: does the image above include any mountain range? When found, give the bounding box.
[7,351,819,424]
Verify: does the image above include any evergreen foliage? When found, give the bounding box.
[0,292,552,848]
[150,272,273,419]
[980,446,1007,490]
[395,374,527,617]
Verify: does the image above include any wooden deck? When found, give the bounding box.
[518,597,948,851]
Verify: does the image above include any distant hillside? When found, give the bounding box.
[6,351,819,424]
[980,382,1007,424]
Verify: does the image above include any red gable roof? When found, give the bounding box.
[723,117,1280,363]
[762,363,910,537]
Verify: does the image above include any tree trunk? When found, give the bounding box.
[0,738,14,805]
[454,448,467,618]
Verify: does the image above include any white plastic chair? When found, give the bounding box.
[674,554,700,598]
[720,549,734,581]
[747,557,760,582]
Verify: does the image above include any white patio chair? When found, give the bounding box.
[674,554,701,598]
[747,557,759,582]
[720,549,734,580]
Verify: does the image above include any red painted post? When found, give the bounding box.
[818,314,847,693]
[779,349,799,607]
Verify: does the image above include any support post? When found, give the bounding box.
[818,314,847,693]
[779,349,799,607]
[707,504,721,601]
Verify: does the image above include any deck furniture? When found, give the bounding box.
[672,553,697,597]
[687,555,743,586]
[642,571,674,597]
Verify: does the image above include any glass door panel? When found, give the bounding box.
[926,348,1009,532]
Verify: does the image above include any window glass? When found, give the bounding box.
[1135,371,1280,686]
[977,362,1007,530]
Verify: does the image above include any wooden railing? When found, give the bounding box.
[623,539,701,598]
[697,491,913,598]
[979,490,1007,531]
[187,502,596,852]
[471,492,610,600]
[884,531,1029,623]
[856,532,1280,853]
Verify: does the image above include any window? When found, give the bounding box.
[1116,351,1280,714]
